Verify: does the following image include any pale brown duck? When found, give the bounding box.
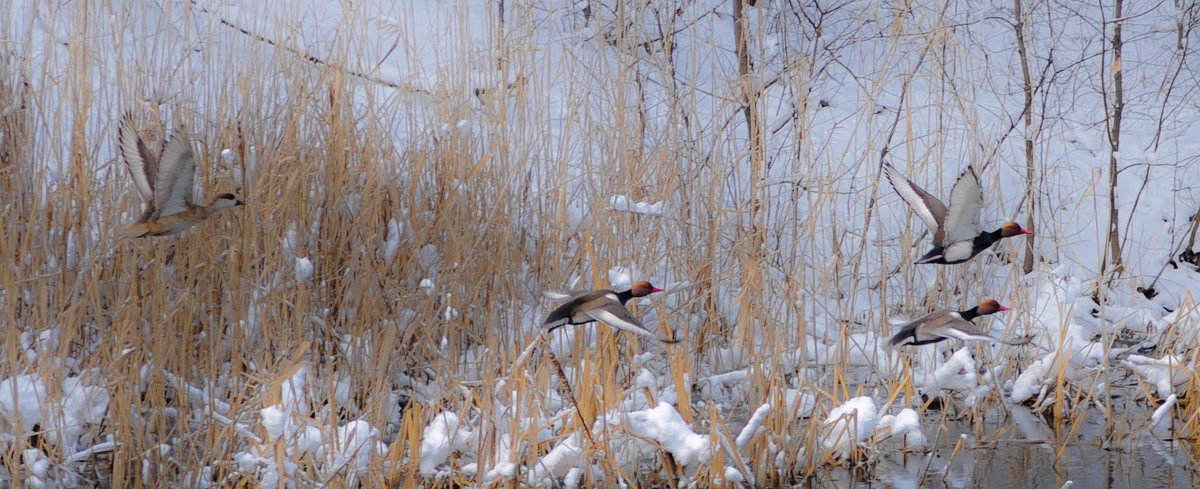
[118,114,245,238]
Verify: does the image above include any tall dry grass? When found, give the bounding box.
[2,0,1198,487]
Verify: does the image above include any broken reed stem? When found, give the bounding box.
[540,337,596,447]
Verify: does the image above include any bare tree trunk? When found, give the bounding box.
[1177,0,1199,268]
[1102,0,1125,279]
[732,0,765,350]
[1013,0,1036,274]
[733,0,757,147]
[732,0,761,236]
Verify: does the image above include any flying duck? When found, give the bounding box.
[883,162,1031,264]
[118,114,245,238]
[542,281,679,344]
[889,299,1033,347]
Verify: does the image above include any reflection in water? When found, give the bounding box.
[799,403,1199,488]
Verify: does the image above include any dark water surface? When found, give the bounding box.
[807,404,1200,489]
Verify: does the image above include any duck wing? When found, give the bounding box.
[994,335,1035,345]
[929,316,989,341]
[542,289,607,329]
[883,163,948,238]
[887,320,921,346]
[585,302,678,343]
[941,166,984,245]
[154,135,197,218]
[542,290,578,302]
[932,315,1030,345]
[118,114,158,202]
[890,309,954,345]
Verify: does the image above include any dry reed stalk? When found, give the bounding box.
[1181,347,1200,439]
[543,344,595,446]
[4,1,1190,487]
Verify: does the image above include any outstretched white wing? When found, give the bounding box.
[586,305,657,340]
[585,304,678,344]
[941,166,984,244]
[883,163,947,237]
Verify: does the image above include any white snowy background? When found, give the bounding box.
[1,0,1199,487]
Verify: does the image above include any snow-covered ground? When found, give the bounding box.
[2,0,1199,487]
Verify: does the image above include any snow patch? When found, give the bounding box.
[820,397,878,459]
[610,195,663,215]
